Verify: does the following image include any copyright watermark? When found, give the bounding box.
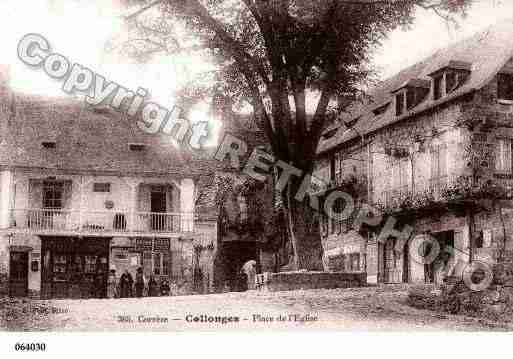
[17,33,210,149]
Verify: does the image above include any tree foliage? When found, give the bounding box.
[122,0,471,172]
[120,0,473,270]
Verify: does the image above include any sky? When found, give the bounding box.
[372,0,513,79]
[0,0,512,107]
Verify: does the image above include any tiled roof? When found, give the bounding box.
[0,94,197,176]
[317,17,513,154]
[0,92,266,178]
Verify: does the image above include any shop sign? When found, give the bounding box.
[325,247,343,258]
[154,238,170,251]
[135,238,153,251]
[343,244,361,254]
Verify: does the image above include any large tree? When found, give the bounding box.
[120,0,472,270]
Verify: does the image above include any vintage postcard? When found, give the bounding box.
[1,1,513,355]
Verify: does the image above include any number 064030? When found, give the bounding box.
[14,343,46,351]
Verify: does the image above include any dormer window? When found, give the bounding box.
[392,79,429,116]
[322,128,338,140]
[344,116,359,128]
[372,103,390,116]
[445,72,457,93]
[446,70,469,95]
[42,141,56,149]
[395,92,405,116]
[433,75,443,100]
[428,60,472,100]
[498,73,513,102]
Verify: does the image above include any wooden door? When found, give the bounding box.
[151,190,167,230]
[9,252,28,297]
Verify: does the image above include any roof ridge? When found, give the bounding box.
[318,16,513,154]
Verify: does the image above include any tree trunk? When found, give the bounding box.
[283,182,324,271]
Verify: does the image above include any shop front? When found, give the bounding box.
[40,236,110,299]
[110,237,172,285]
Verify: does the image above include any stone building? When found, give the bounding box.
[315,18,513,286]
[0,68,202,298]
[194,96,285,293]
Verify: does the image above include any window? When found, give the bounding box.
[322,128,337,140]
[406,89,415,109]
[430,145,448,180]
[41,141,56,149]
[128,143,146,151]
[153,252,162,275]
[495,139,512,173]
[327,254,345,272]
[84,255,97,274]
[372,103,390,116]
[349,253,360,271]
[93,183,111,193]
[330,197,347,235]
[162,252,169,275]
[445,72,457,94]
[498,73,513,101]
[391,158,410,195]
[43,181,64,209]
[395,92,405,116]
[153,252,169,275]
[334,151,344,184]
[474,231,484,249]
[433,75,443,100]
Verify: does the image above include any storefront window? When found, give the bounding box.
[84,256,97,273]
[162,253,169,275]
[153,253,162,275]
[53,254,67,281]
[349,253,361,271]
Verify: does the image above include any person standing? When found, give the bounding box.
[135,267,145,298]
[148,275,158,297]
[160,279,170,296]
[120,269,133,298]
[107,269,117,299]
[242,261,257,290]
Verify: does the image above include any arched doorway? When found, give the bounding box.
[219,241,257,292]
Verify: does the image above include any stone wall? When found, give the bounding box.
[409,257,513,321]
[256,271,366,292]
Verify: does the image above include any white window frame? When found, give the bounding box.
[495,138,512,173]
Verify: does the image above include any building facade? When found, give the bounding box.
[315,18,513,286]
[194,98,284,293]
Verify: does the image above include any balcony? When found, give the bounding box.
[9,208,194,235]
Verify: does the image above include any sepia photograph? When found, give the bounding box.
[1,0,513,356]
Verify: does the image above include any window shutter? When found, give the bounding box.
[496,139,513,172]
[507,140,512,172]
[392,160,400,191]
[401,159,410,192]
[439,145,448,178]
[430,147,439,179]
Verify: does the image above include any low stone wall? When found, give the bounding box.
[408,260,513,322]
[256,271,366,292]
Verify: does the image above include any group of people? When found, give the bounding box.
[107,267,171,299]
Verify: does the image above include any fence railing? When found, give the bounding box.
[9,208,195,233]
[375,176,456,208]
